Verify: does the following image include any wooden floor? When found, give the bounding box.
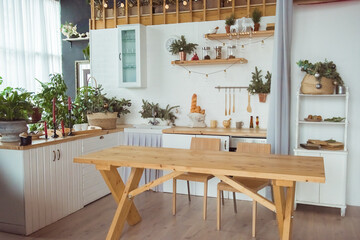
[1,192,359,240]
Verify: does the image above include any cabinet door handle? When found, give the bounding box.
[119,53,122,61]
[52,150,56,162]
[224,140,227,150]
[57,149,61,160]
[99,136,104,140]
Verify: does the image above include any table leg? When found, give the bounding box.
[99,166,141,226]
[273,181,295,240]
[106,167,144,240]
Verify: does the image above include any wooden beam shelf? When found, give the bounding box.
[171,58,248,66]
[205,30,274,40]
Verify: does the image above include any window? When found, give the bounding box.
[0,0,62,91]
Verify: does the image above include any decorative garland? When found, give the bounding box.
[177,35,273,78]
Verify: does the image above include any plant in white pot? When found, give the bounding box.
[139,100,179,126]
[0,77,33,142]
[73,85,131,130]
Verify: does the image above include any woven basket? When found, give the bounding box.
[300,74,334,94]
[87,112,118,130]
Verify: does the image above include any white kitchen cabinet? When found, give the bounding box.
[90,28,118,87]
[82,133,120,205]
[117,24,146,88]
[294,149,347,216]
[22,141,82,235]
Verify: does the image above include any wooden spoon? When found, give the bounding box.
[233,88,235,113]
[228,88,231,115]
[247,92,252,113]
[225,89,227,116]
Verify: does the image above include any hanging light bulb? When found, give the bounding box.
[165,3,169,9]
[103,1,108,8]
[120,2,125,7]
[183,0,188,5]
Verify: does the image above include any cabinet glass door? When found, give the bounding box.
[120,29,137,83]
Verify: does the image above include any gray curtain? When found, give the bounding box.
[267,0,293,155]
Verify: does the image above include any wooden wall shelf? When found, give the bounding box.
[89,0,276,29]
[205,30,274,40]
[171,58,248,66]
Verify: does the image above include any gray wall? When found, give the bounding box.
[61,0,91,98]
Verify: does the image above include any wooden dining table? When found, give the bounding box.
[74,146,325,240]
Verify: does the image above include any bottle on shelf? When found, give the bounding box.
[250,116,254,128]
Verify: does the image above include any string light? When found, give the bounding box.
[165,4,169,9]
[183,0,188,5]
[120,2,125,7]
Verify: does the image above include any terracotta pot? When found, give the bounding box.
[179,51,186,61]
[31,107,42,123]
[225,25,231,33]
[253,23,260,31]
[258,93,267,103]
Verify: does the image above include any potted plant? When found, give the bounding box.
[0,77,33,142]
[169,35,198,61]
[83,44,90,60]
[247,67,271,103]
[225,14,236,33]
[73,85,131,130]
[36,74,69,129]
[297,59,344,94]
[139,100,179,126]
[30,94,42,123]
[252,8,262,31]
[60,22,79,38]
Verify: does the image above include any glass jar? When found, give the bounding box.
[202,47,211,60]
[214,46,222,59]
[227,45,236,59]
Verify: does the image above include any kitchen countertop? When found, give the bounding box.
[0,125,131,150]
[162,127,267,138]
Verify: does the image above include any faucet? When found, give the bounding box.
[149,108,159,126]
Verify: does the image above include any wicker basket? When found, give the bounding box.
[87,112,118,130]
[300,74,334,94]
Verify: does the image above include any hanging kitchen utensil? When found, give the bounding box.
[225,89,227,116]
[233,88,235,113]
[247,92,252,113]
[228,88,231,115]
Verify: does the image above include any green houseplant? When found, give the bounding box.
[83,44,90,60]
[73,85,131,130]
[225,14,236,33]
[139,100,179,125]
[169,35,198,61]
[252,8,262,31]
[297,59,343,94]
[0,77,33,142]
[36,74,68,129]
[247,67,271,103]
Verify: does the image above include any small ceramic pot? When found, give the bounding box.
[179,51,186,61]
[259,93,268,103]
[81,123,89,131]
[210,120,217,128]
[73,124,82,131]
[236,121,244,129]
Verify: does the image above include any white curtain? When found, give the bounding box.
[0,0,61,92]
[267,0,293,155]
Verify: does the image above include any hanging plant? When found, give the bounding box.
[247,67,271,103]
